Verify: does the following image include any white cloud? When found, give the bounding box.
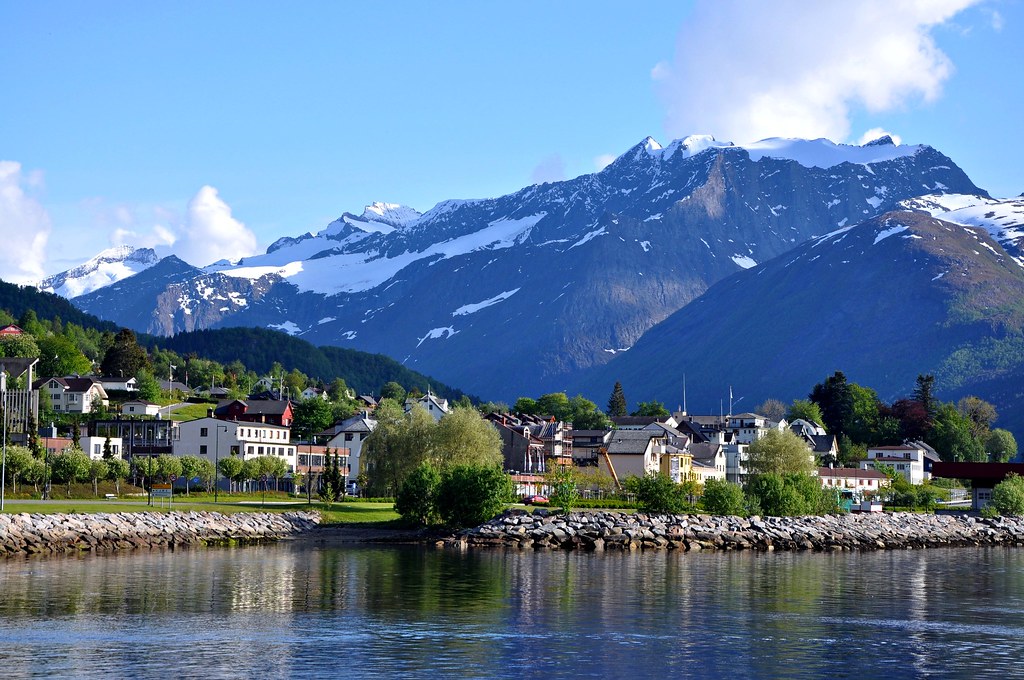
[0,161,51,283]
[655,0,983,145]
[858,128,903,146]
[173,186,259,267]
[530,154,566,185]
[594,154,617,171]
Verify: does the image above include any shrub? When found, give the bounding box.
[395,463,441,526]
[629,473,688,514]
[546,466,581,513]
[436,465,513,528]
[701,479,746,516]
[992,473,1024,515]
[744,473,839,516]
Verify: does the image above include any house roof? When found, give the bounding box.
[689,442,723,463]
[319,414,376,436]
[34,376,103,393]
[607,430,659,455]
[809,435,837,453]
[611,416,668,428]
[819,467,888,480]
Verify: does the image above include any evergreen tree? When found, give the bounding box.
[607,381,627,417]
[100,329,149,378]
[913,374,937,423]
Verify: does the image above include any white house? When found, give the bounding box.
[300,386,328,401]
[860,444,933,485]
[121,400,161,417]
[98,375,137,393]
[82,435,124,460]
[728,413,788,444]
[174,417,297,473]
[34,376,109,414]
[818,467,890,498]
[322,414,377,491]
[405,392,450,422]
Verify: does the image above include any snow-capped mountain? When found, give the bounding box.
[37,245,160,298]
[68,134,985,399]
[572,208,1024,440]
[899,193,1024,266]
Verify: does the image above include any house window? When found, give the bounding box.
[68,394,78,403]
[200,445,208,455]
[200,427,209,437]
[247,446,254,454]
[345,433,354,441]
[94,444,101,455]
[258,446,264,455]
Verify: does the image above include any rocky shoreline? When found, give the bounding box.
[450,509,1024,552]
[0,511,321,557]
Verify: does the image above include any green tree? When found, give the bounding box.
[957,396,998,443]
[566,394,610,430]
[135,368,161,402]
[536,392,572,420]
[50,448,91,497]
[913,373,938,423]
[37,334,92,377]
[701,478,747,516]
[627,472,688,514]
[88,459,109,497]
[991,473,1024,515]
[435,464,512,528]
[293,397,336,439]
[846,384,882,445]
[379,381,406,404]
[106,458,130,495]
[545,465,580,513]
[2,445,34,494]
[432,406,502,468]
[218,456,243,493]
[513,397,538,414]
[178,455,202,495]
[787,399,825,429]
[100,328,149,378]
[362,399,434,496]
[155,454,183,483]
[746,429,815,476]
[395,462,441,525]
[986,429,1018,463]
[196,457,216,492]
[755,398,787,422]
[0,332,40,358]
[607,381,627,417]
[631,401,670,418]
[930,403,986,462]
[809,371,854,438]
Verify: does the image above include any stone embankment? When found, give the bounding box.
[452,509,1024,552]
[0,511,320,557]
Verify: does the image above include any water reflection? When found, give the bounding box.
[1,545,1024,678]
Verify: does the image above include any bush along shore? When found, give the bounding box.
[0,511,320,557]
[448,509,1024,552]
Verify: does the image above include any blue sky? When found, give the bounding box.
[1,1,1021,280]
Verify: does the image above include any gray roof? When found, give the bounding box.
[607,430,659,455]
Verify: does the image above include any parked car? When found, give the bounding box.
[521,494,549,505]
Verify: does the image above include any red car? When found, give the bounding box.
[522,494,549,505]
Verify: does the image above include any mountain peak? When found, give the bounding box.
[864,135,896,147]
[359,202,421,228]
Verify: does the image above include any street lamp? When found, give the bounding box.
[215,424,229,502]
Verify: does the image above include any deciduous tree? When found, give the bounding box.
[746,429,815,476]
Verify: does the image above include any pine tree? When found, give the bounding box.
[607,381,627,417]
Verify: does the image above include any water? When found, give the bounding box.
[1,542,1023,678]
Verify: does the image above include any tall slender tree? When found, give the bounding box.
[607,382,627,417]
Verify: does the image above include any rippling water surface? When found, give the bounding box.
[1,542,1023,678]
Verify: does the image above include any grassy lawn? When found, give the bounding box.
[0,492,400,526]
[168,402,216,421]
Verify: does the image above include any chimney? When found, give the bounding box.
[207,408,214,418]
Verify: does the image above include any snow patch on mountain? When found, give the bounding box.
[268,321,302,335]
[900,194,1024,266]
[416,326,458,347]
[453,289,521,316]
[874,225,908,244]
[37,245,160,298]
[731,255,757,269]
